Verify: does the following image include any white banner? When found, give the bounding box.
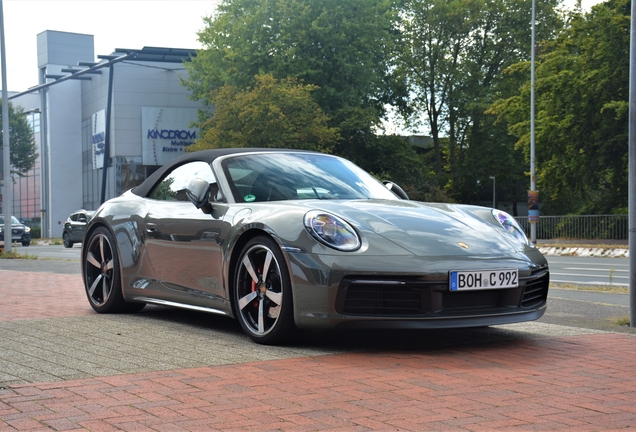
[92,110,106,169]
[142,107,199,166]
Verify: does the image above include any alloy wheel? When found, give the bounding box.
[84,232,115,307]
[236,243,284,337]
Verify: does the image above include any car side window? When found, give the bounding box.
[78,214,87,223]
[148,161,216,202]
[70,213,79,222]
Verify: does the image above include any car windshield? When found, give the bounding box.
[0,216,20,224]
[220,152,399,202]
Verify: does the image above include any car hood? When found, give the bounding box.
[1,223,26,229]
[297,199,526,258]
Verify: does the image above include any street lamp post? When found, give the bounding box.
[530,0,537,243]
[489,176,496,209]
[628,0,635,326]
[0,0,12,253]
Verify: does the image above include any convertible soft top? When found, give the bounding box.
[131,148,306,198]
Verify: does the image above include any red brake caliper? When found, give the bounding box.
[251,265,263,308]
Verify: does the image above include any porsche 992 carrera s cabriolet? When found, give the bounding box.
[82,148,549,344]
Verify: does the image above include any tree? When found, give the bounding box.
[0,100,38,179]
[183,0,404,153]
[397,0,561,207]
[187,74,340,152]
[182,0,452,199]
[489,0,629,214]
[398,0,480,176]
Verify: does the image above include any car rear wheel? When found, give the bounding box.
[63,232,73,248]
[83,226,145,313]
[234,236,296,345]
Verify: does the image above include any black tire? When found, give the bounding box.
[234,235,296,345]
[63,232,73,248]
[83,226,145,313]
[22,241,30,247]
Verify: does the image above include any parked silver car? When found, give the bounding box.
[81,149,549,345]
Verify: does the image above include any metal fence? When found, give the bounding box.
[515,215,628,241]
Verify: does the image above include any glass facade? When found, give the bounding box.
[10,111,41,230]
[80,119,155,210]
[82,118,103,211]
[9,109,153,233]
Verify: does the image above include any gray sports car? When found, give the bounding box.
[81,148,549,344]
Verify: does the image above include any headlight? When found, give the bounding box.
[492,209,528,244]
[24,226,31,233]
[304,211,361,251]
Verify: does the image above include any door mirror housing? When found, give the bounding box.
[383,181,410,200]
[186,177,213,214]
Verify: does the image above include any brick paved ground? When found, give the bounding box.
[0,270,92,321]
[1,268,636,431]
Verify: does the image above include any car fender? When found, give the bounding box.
[82,193,155,296]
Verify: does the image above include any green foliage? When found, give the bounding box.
[183,0,434,195]
[149,177,176,200]
[0,248,37,259]
[353,134,427,194]
[188,74,340,152]
[182,0,409,165]
[185,0,615,210]
[184,0,402,120]
[490,0,629,214]
[399,0,481,176]
[0,100,38,178]
[398,0,562,210]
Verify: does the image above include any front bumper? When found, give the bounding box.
[0,229,31,243]
[287,252,549,330]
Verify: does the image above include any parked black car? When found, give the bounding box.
[0,215,32,246]
[63,210,95,248]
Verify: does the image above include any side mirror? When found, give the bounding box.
[186,177,213,213]
[383,181,410,200]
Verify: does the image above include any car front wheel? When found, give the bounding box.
[83,226,145,313]
[63,232,73,248]
[234,236,296,345]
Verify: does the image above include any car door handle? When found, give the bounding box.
[146,223,158,232]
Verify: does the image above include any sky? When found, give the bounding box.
[2,0,221,92]
[2,0,605,95]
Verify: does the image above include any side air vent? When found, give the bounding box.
[521,271,549,307]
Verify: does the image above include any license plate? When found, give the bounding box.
[449,269,518,291]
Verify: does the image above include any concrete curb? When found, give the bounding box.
[538,246,629,258]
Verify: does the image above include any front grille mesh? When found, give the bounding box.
[343,283,424,315]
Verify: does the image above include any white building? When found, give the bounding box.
[7,30,202,238]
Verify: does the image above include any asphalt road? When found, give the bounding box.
[547,255,629,287]
[13,243,82,260]
[3,244,634,334]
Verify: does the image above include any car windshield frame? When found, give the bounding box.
[216,152,400,203]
